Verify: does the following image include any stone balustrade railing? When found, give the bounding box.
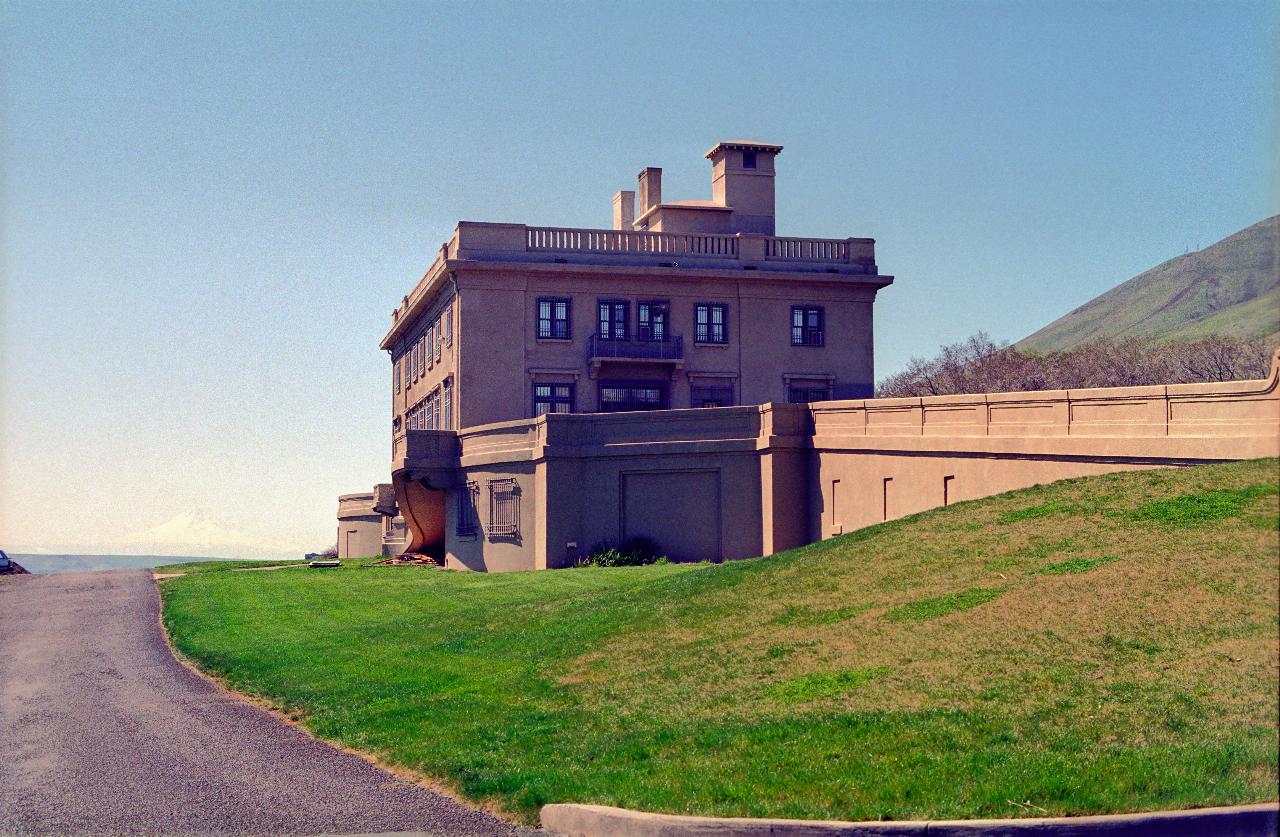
[389,222,882,330]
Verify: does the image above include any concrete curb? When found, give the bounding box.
[540,802,1279,837]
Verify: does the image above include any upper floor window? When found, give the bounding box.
[444,303,454,347]
[533,382,574,416]
[537,297,571,339]
[394,358,401,394]
[791,306,824,347]
[742,150,757,169]
[598,299,628,340]
[695,303,728,344]
[637,301,669,342]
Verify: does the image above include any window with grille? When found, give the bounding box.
[456,481,479,536]
[787,383,832,403]
[694,303,728,344]
[599,382,666,412]
[791,306,824,347]
[434,319,442,363]
[691,384,734,407]
[394,358,401,393]
[442,379,453,430]
[444,303,453,346]
[598,299,628,340]
[637,301,669,342]
[533,382,574,416]
[537,297,571,339]
[487,479,519,538]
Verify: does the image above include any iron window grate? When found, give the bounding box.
[456,481,479,537]
[487,479,519,538]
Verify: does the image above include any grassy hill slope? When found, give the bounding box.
[1019,216,1279,352]
[162,461,1279,824]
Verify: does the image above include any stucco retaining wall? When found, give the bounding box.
[390,352,1280,572]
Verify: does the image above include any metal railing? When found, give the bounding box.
[587,333,684,362]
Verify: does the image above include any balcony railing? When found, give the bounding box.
[587,333,684,362]
[528,226,738,258]
[766,236,849,261]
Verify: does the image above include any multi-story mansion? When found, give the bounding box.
[379,141,893,437]
[344,141,1278,571]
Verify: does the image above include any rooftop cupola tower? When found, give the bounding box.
[706,140,783,235]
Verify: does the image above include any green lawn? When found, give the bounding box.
[160,460,1280,824]
[153,558,306,574]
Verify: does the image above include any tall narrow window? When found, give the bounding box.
[394,358,401,394]
[487,479,519,538]
[434,319,443,363]
[456,481,479,537]
[598,299,628,340]
[637,301,669,342]
[791,306,824,346]
[537,297,572,339]
[533,382,574,416]
[444,303,453,346]
[694,303,728,344]
[442,379,453,430]
[882,477,893,522]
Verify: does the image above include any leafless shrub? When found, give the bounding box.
[876,334,1276,398]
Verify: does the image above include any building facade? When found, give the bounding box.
[379,141,892,439]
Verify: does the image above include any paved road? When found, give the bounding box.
[0,570,525,836]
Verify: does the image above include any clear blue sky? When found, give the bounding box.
[2,1,1275,557]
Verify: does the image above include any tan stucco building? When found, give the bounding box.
[336,484,407,559]
[357,140,1280,572]
[379,141,890,435]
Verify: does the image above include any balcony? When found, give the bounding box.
[587,334,684,376]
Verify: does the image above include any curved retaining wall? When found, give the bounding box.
[541,801,1280,837]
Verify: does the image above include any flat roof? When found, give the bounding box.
[705,140,784,159]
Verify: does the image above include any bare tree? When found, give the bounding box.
[877,335,1276,398]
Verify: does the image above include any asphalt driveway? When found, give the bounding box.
[0,570,524,836]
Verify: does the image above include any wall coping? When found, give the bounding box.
[541,801,1279,837]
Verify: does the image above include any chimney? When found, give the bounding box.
[637,167,662,215]
[612,190,635,230]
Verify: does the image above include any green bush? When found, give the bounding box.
[578,536,667,567]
